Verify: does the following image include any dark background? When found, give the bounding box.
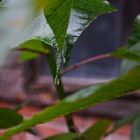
[65,0,140,78]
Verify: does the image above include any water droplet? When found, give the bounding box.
[54,74,60,85]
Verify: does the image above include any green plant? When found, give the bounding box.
[0,0,140,140]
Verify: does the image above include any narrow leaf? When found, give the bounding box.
[20,39,49,62]
[120,15,140,74]
[113,41,140,75]
[45,0,73,52]
[112,46,140,62]
[128,15,140,47]
[71,0,115,37]
[1,66,140,139]
[121,60,139,76]
[44,0,115,65]
[83,120,111,140]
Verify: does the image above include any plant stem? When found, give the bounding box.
[61,53,111,75]
[15,48,111,76]
[46,49,77,132]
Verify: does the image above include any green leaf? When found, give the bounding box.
[43,133,81,140]
[120,60,139,75]
[0,0,115,65]
[44,120,111,140]
[112,45,140,62]
[43,0,73,71]
[0,108,23,129]
[63,0,115,64]
[112,41,140,75]
[41,0,115,66]
[131,114,140,140]
[118,41,140,74]
[45,0,73,52]
[1,66,140,139]
[83,120,111,140]
[63,35,74,66]
[69,0,115,39]
[20,39,49,62]
[43,0,115,47]
[38,0,115,83]
[128,15,140,47]
[120,15,140,74]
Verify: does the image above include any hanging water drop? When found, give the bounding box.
[54,72,60,85]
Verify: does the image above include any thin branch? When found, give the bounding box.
[46,48,77,133]
[14,48,49,56]
[15,48,111,76]
[61,53,112,75]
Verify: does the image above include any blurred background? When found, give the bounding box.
[0,0,140,139]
